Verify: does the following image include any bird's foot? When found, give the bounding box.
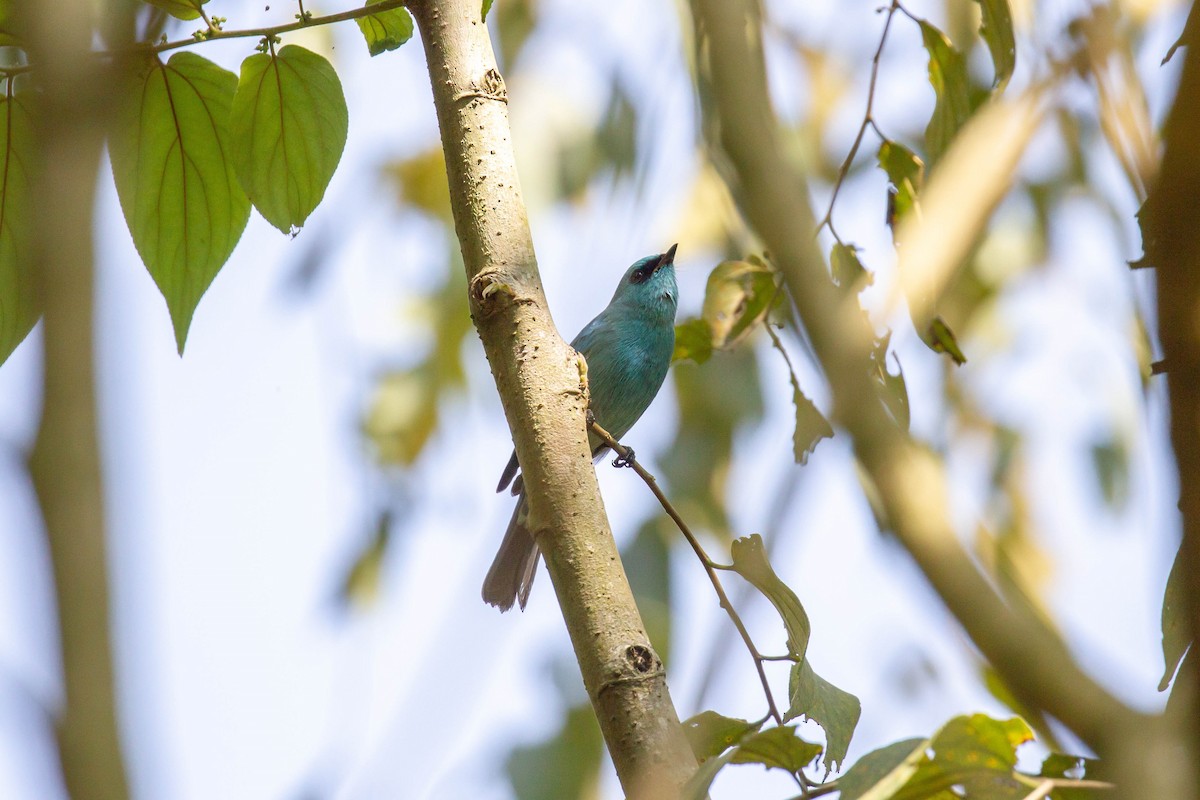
[612,448,636,469]
[585,409,597,427]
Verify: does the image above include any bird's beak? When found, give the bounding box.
[656,243,678,272]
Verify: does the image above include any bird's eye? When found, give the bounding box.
[630,268,649,285]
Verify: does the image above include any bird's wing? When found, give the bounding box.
[569,314,607,358]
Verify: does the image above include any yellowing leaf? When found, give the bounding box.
[0,87,36,366]
[356,0,415,57]
[231,45,348,234]
[110,52,250,353]
[682,711,760,762]
[701,259,777,349]
[143,0,210,21]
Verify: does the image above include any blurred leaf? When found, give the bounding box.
[869,334,909,430]
[918,20,972,166]
[925,316,967,364]
[730,725,823,772]
[383,146,454,221]
[660,348,764,539]
[785,659,861,772]
[1039,752,1105,800]
[0,0,21,46]
[143,0,208,21]
[1160,546,1191,692]
[365,266,471,465]
[836,738,926,800]
[702,259,777,350]
[672,317,713,364]
[624,519,672,663]
[831,242,871,290]
[766,330,832,464]
[556,79,638,199]
[495,0,538,72]
[890,714,1032,800]
[980,664,1061,752]
[338,511,391,609]
[1090,437,1129,509]
[975,0,1016,91]
[877,141,924,231]
[482,0,494,21]
[356,0,414,57]
[231,45,348,234]
[507,703,603,800]
[682,710,761,762]
[891,90,1043,362]
[730,534,810,659]
[0,86,35,366]
[682,747,737,800]
[110,52,250,354]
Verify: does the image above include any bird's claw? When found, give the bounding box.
[612,448,636,469]
[585,409,597,427]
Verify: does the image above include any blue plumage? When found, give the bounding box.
[483,244,679,611]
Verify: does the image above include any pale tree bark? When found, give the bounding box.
[406,0,696,795]
[689,0,1189,796]
[22,2,130,799]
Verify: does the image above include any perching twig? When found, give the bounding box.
[589,419,786,726]
[0,0,410,74]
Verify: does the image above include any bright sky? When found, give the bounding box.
[0,0,1187,798]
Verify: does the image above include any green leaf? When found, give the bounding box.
[877,141,924,231]
[1160,546,1191,691]
[672,317,714,364]
[869,333,909,430]
[110,52,250,353]
[682,711,761,762]
[831,242,871,290]
[355,0,414,57]
[682,747,737,800]
[837,738,926,800]
[925,316,966,364]
[1090,437,1129,509]
[506,703,603,800]
[767,331,832,464]
[0,0,22,47]
[143,0,210,21]
[231,45,348,234]
[730,534,810,659]
[0,86,36,366]
[731,725,823,773]
[482,0,495,21]
[337,510,392,609]
[785,659,861,772]
[1039,752,1104,800]
[702,259,778,350]
[975,0,1016,91]
[891,714,1033,800]
[918,20,972,166]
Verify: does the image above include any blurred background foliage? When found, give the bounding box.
[293,0,1186,793]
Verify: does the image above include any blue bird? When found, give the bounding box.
[483,244,680,611]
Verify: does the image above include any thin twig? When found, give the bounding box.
[1017,777,1115,800]
[815,0,901,242]
[0,0,409,74]
[589,420,785,725]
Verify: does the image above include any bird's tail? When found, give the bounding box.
[482,492,540,612]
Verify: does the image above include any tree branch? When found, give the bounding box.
[23,2,129,798]
[405,0,695,794]
[688,0,1177,792]
[1142,1,1200,795]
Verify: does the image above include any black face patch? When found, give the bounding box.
[629,262,654,284]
